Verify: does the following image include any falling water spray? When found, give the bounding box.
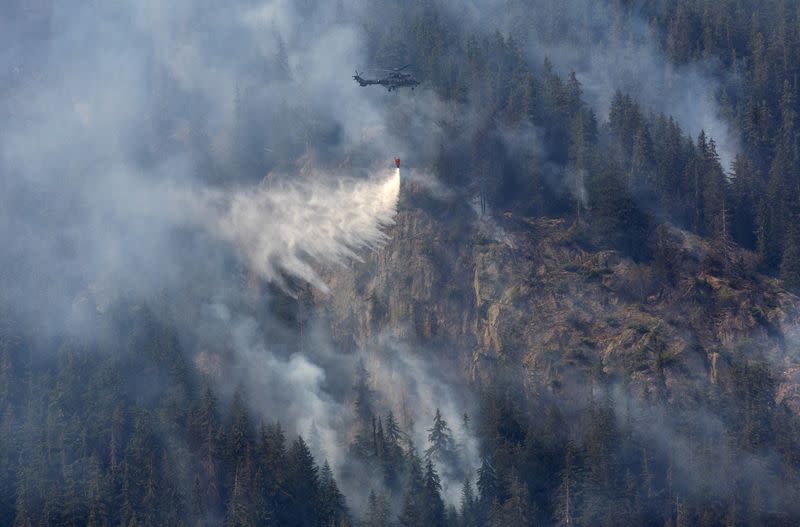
[193,162,401,292]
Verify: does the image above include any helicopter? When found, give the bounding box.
[353,65,420,92]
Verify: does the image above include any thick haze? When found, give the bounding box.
[1,0,744,511]
[1,0,475,503]
[455,0,739,169]
[1,0,741,324]
[0,0,416,331]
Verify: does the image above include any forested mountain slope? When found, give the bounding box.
[320,186,800,412]
[311,182,800,524]
[4,0,800,526]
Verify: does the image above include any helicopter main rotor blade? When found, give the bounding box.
[376,64,413,72]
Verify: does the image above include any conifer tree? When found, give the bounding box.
[320,461,349,527]
[399,453,425,527]
[701,138,729,241]
[226,466,254,527]
[226,388,253,472]
[477,456,501,522]
[285,436,320,527]
[422,458,446,527]
[381,412,405,486]
[490,472,532,527]
[762,80,799,270]
[257,423,288,525]
[425,408,458,468]
[352,361,375,459]
[730,154,760,250]
[366,490,391,527]
[460,477,477,527]
[555,442,579,527]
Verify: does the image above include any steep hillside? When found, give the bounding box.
[314,181,800,415]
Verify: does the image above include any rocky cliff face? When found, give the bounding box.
[311,182,800,414]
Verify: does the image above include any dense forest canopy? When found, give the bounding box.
[3,0,800,526]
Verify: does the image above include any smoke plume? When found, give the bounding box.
[451,0,740,169]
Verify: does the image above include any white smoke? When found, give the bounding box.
[230,313,348,468]
[365,336,481,505]
[192,303,355,471]
[444,0,740,170]
[194,167,401,291]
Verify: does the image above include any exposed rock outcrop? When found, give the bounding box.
[312,184,800,414]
